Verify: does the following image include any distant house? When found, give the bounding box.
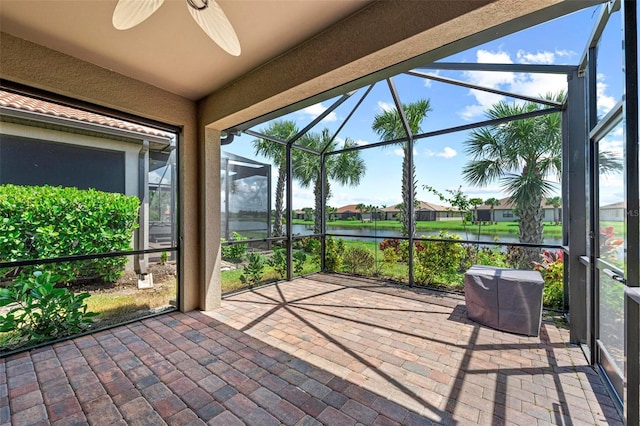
[379,201,457,221]
[335,204,362,220]
[600,201,625,221]
[476,197,560,223]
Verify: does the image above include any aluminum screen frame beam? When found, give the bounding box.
[406,70,563,107]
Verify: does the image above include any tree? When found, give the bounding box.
[546,196,561,224]
[326,206,337,222]
[424,185,471,239]
[252,120,298,237]
[462,92,621,265]
[469,198,483,222]
[356,203,366,223]
[294,129,366,234]
[302,207,314,221]
[372,99,431,236]
[366,204,378,221]
[484,197,500,223]
[463,93,564,248]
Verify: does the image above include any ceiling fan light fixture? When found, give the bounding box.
[187,0,241,56]
[186,0,208,11]
[112,0,165,30]
[112,0,241,56]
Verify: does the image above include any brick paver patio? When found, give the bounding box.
[2,273,624,425]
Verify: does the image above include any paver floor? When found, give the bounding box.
[2,273,624,425]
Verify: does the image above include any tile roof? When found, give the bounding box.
[0,90,172,139]
[476,196,559,210]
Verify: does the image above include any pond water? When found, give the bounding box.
[291,224,563,246]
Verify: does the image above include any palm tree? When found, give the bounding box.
[366,204,377,221]
[463,92,621,265]
[294,129,366,234]
[372,99,431,236]
[326,206,337,222]
[252,120,299,237]
[546,196,561,224]
[484,197,500,223]
[469,198,483,223]
[463,93,566,248]
[356,203,366,223]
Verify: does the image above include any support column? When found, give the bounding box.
[200,128,222,310]
[320,153,327,272]
[134,140,149,277]
[565,70,588,344]
[286,144,293,280]
[623,1,639,423]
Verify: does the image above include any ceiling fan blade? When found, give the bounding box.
[188,0,241,56]
[113,0,165,30]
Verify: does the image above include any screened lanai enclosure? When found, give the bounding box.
[220,151,271,241]
[220,1,639,422]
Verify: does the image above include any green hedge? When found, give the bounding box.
[0,185,140,283]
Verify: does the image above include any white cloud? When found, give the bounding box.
[458,48,569,120]
[516,48,576,64]
[377,101,395,113]
[392,148,416,157]
[329,192,391,208]
[336,137,369,148]
[516,50,554,64]
[423,70,440,88]
[596,73,617,114]
[424,147,457,159]
[299,103,337,122]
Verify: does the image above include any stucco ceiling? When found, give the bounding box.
[0,0,370,100]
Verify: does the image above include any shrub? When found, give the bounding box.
[239,253,265,287]
[293,251,307,275]
[343,247,375,274]
[462,245,508,270]
[324,236,345,272]
[415,231,465,286]
[0,271,97,350]
[305,238,320,255]
[269,248,287,279]
[382,247,400,266]
[0,185,139,283]
[221,232,248,264]
[379,238,401,252]
[533,250,564,309]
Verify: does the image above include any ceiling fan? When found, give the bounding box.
[112,0,241,56]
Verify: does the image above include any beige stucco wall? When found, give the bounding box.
[0,32,205,312]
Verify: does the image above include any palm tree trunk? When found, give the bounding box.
[313,177,324,235]
[517,198,544,268]
[401,146,416,237]
[273,168,285,237]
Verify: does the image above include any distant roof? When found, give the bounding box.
[601,201,625,209]
[0,90,172,140]
[416,201,452,212]
[380,201,452,213]
[336,204,360,214]
[477,197,560,210]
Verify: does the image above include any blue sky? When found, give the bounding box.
[227,4,625,210]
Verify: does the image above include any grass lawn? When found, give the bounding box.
[85,278,176,325]
[221,256,321,293]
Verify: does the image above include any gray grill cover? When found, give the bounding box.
[464,265,544,336]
